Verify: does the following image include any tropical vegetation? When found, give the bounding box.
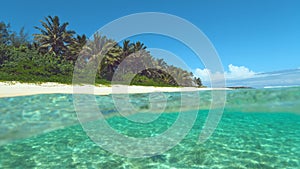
[0,16,202,87]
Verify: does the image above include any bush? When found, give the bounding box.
[0,45,75,84]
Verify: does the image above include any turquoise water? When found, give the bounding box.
[0,87,300,168]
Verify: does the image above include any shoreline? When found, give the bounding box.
[0,81,230,98]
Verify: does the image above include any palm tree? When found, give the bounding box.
[122,40,134,57]
[133,41,146,51]
[129,41,147,73]
[114,40,133,76]
[80,33,122,80]
[33,16,75,57]
[193,77,202,87]
[67,34,87,62]
[102,45,122,80]
[156,58,167,70]
[10,27,30,48]
[0,22,10,44]
[85,33,116,62]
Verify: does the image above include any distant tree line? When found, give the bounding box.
[0,16,202,87]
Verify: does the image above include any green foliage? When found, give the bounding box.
[0,22,10,44]
[0,18,202,87]
[33,16,76,57]
[193,77,203,87]
[0,44,10,65]
[0,45,74,83]
[9,27,30,47]
[131,75,178,87]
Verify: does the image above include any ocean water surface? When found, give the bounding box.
[0,87,299,168]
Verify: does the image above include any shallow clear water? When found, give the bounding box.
[0,87,300,168]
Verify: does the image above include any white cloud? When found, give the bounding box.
[226,64,255,80]
[194,68,211,81]
[194,64,256,82]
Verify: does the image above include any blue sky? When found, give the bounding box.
[1,0,300,78]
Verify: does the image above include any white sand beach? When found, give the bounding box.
[0,82,230,98]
